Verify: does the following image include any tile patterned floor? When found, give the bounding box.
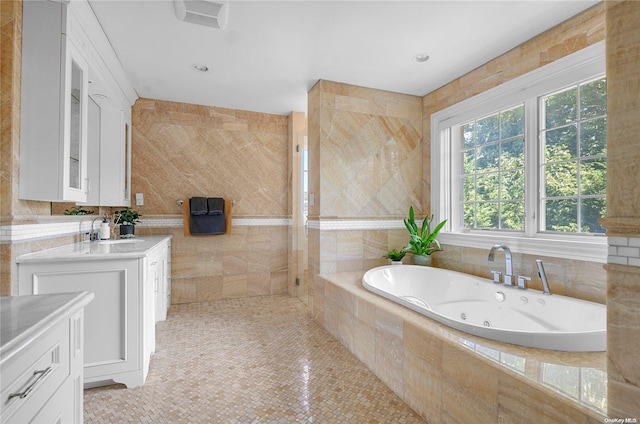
[83,295,426,423]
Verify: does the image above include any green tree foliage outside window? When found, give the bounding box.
[541,77,607,234]
[460,77,607,235]
[462,104,525,231]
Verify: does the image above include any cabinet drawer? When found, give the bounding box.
[1,320,70,423]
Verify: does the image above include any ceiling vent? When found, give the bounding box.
[174,0,228,29]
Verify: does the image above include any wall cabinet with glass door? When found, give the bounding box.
[19,1,90,202]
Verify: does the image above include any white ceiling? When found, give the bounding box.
[88,0,600,116]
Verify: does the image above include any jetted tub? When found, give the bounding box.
[362,265,606,351]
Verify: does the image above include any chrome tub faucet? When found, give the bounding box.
[536,259,552,295]
[488,244,513,286]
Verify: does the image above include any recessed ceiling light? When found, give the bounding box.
[192,64,210,72]
[412,53,430,63]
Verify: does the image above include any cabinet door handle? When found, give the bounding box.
[8,367,52,401]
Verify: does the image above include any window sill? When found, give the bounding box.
[439,231,607,263]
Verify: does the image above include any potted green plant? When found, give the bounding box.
[113,207,141,237]
[383,248,406,265]
[63,206,95,215]
[404,206,446,266]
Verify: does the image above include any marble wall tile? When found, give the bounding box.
[605,0,640,220]
[442,342,499,423]
[172,277,198,304]
[323,282,338,338]
[607,264,640,387]
[608,379,640,420]
[222,274,248,298]
[247,272,270,297]
[311,81,422,219]
[196,276,223,301]
[337,306,357,353]
[269,270,288,295]
[374,306,404,397]
[130,96,291,304]
[352,313,376,368]
[135,226,288,304]
[497,373,590,423]
[132,99,288,216]
[434,244,607,304]
[603,2,640,418]
[403,320,443,423]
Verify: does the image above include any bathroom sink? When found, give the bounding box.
[99,239,144,245]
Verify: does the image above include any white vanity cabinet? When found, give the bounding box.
[19,0,90,202]
[1,292,93,424]
[17,236,172,389]
[148,240,171,323]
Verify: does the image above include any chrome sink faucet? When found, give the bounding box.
[488,244,513,286]
[88,217,100,242]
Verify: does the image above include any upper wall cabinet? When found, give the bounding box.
[80,68,132,207]
[20,0,137,204]
[20,1,91,202]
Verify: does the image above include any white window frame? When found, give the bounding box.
[431,41,607,263]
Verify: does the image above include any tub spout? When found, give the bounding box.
[536,259,552,295]
[488,244,513,286]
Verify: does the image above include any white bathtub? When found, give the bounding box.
[362,265,606,352]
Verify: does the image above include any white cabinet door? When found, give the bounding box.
[98,110,131,207]
[81,66,132,207]
[19,1,89,202]
[147,242,170,323]
[18,259,146,388]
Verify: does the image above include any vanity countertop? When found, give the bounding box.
[15,235,173,263]
[0,292,94,362]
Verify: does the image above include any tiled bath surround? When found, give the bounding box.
[321,272,607,423]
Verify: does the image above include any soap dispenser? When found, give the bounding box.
[100,218,111,240]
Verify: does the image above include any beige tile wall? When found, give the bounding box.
[312,81,423,218]
[433,245,606,304]
[136,226,288,304]
[131,99,291,303]
[602,1,640,419]
[132,99,289,216]
[307,80,423,323]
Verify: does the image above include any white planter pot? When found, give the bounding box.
[413,254,432,266]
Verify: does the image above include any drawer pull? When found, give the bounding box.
[8,367,52,401]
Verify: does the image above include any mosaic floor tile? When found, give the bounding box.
[84,295,425,423]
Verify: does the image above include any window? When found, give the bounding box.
[462,104,526,231]
[431,42,607,262]
[540,78,607,234]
